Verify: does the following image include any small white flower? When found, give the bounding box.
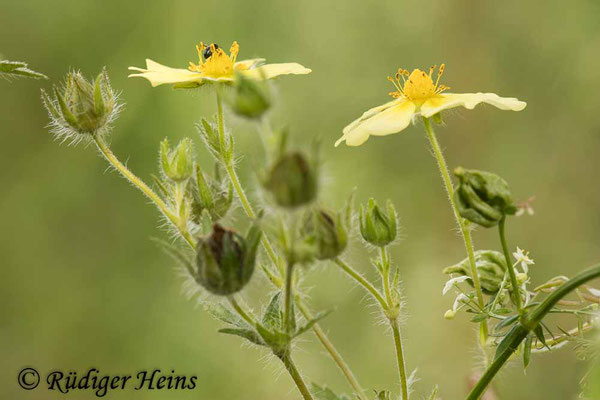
[516,196,535,217]
[442,276,469,295]
[513,247,534,274]
[452,293,469,311]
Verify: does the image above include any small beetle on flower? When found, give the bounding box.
[129,41,311,88]
[336,64,526,146]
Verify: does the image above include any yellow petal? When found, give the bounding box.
[336,100,416,147]
[234,58,266,70]
[240,62,311,80]
[420,92,526,118]
[128,59,204,87]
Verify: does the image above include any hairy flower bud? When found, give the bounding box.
[41,69,120,141]
[195,224,261,295]
[191,165,233,222]
[224,73,271,119]
[453,167,517,228]
[444,250,507,294]
[359,198,397,247]
[264,152,317,208]
[300,208,348,260]
[160,138,194,182]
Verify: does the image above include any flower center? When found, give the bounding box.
[188,41,240,78]
[387,64,450,103]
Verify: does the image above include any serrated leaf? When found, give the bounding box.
[218,328,265,346]
[203,302,248,328]
[262,292,282,329]
[523,334,532,370]
[295,310,332,338]
[0,60,47,79]
[310,383,350,400]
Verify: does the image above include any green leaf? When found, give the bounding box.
[218,328,265,346]
[494,314,519,331]
[494,324,526,361]
[494,308,513,315]
[310,383,350,400]
[471,313,489,322]
[295,310,332,338]
[0,59,47,79]
[262,292,282,329]
[523,334,533,370]
[203,302,248,328]
[533,324,550,350]
[151,238,195,277]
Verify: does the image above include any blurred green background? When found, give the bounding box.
[2,0,600,399]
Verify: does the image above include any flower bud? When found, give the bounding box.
[453,167,517,228]
[264,152,317,208]
[195,223,261,295]
[517,273,528,285]
[444,250,507,294]
[160,138,194,182]
[191,165,233,222]
[359,198,397,247]
[224,73,271,119]
[41,69,120,140]
[300,208,348,260]
[444,309,456,320]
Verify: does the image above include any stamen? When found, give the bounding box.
[429,65,437,77]
[229,41,239,63]
[195,44,204,65]
[435,63,446,89]
[387,76,403,93]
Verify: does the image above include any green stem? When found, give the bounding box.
[422,117,488,343]
[227,295,256,327]
[380,247,409,400]
[284,261,295,333]
[335,258,387,308]
[278,353,315,400]
[93,135,195,248]
[466,263,600,400]
[390,318,409,400]
[214,96,366,400]
[498,217,522,311]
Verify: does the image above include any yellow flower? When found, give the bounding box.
[336,64,526,146]
[128,41,311,88]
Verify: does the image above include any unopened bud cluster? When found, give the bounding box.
[454,167,517,228]
[42,69,120,141]
[444,250,507,294]
[359,198,397,247]
[264,151,317,208]
[195,224,262,295]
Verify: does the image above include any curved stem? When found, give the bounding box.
[278,353,315,400]
[227,296,256,327]
[93,135,195,248]
[466,263,600,400]
[498,217,522,311]
[335,258,387,308]
[422,117,488,343]
[214,96,366,400]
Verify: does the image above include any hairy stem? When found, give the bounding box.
[227,295,257,327]
[380,247,409,400]
[498,217,522,311]
[390,318,409,400]
[93,135,195,248]
[278,353,315,400]
[466,263,600,400]
[422,117,488,343]
[335,258,387,308]
[284,261,295,333]
[214,96,366,400]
